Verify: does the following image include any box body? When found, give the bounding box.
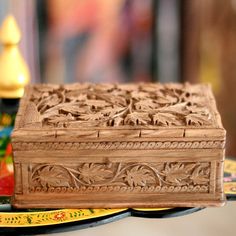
[11,83,226,208]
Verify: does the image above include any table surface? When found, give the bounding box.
[40,202,236,236]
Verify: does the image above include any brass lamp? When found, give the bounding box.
[0,15,30,98]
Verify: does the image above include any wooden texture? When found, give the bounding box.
[11,83,226,208]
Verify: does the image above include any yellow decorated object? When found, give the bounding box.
[0,208,126,227]
[0,15,30,98]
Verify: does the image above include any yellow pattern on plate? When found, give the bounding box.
[0,208,127,227]
[224,159,236,174]
[224,182,236,195]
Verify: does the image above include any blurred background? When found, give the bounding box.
[0,0,235,156]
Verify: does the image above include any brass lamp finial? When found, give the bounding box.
[0,15,30,98]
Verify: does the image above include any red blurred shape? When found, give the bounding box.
[0,174,14,196]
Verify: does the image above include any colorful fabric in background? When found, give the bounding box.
[0,113,14,196]
[224,159,236,196]
[38,0,153,84]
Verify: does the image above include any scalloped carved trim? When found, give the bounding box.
[13,140,225,151]
[29,185,209,194]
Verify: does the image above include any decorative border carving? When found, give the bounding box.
[28,161,210,194]
[29,185,209,194]
[13,140,225,150]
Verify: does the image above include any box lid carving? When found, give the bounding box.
[12,83,226,141]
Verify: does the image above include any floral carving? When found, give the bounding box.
[163,163,196,185]
[153,112,182,126]
[30,162,210,193]
[124,112,151,125]
[78,163,113,184]
[27,83,214,128]
[31,165,71,187]
[123,166,155,187]
[190,164,210,184]
[185,113,211,126]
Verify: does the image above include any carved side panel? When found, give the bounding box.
[28,162,211,194]
[14,163,23,194]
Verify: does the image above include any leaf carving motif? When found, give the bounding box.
[78,163,113,184]
[23,102,41,127]
[29,83,214,128]
[30,162,210,192]
[33,166,70,187]
[158,102,189,116]
[134,99,158,110]
[59,104,90,116]
[163,163,190,185]
[124,112,150,125]
[153,112,183,126]
[187,105,210,117]
[65,91,87,102]
[83,99,110,108]
[123,166,155,187]
[155,93,178,104]
[190,165,209,185]
[131,91,150,100]
[185,113,211,126]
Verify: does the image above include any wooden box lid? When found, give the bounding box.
[12,83,226,143]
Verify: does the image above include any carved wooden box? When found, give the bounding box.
[11,83,226,208]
